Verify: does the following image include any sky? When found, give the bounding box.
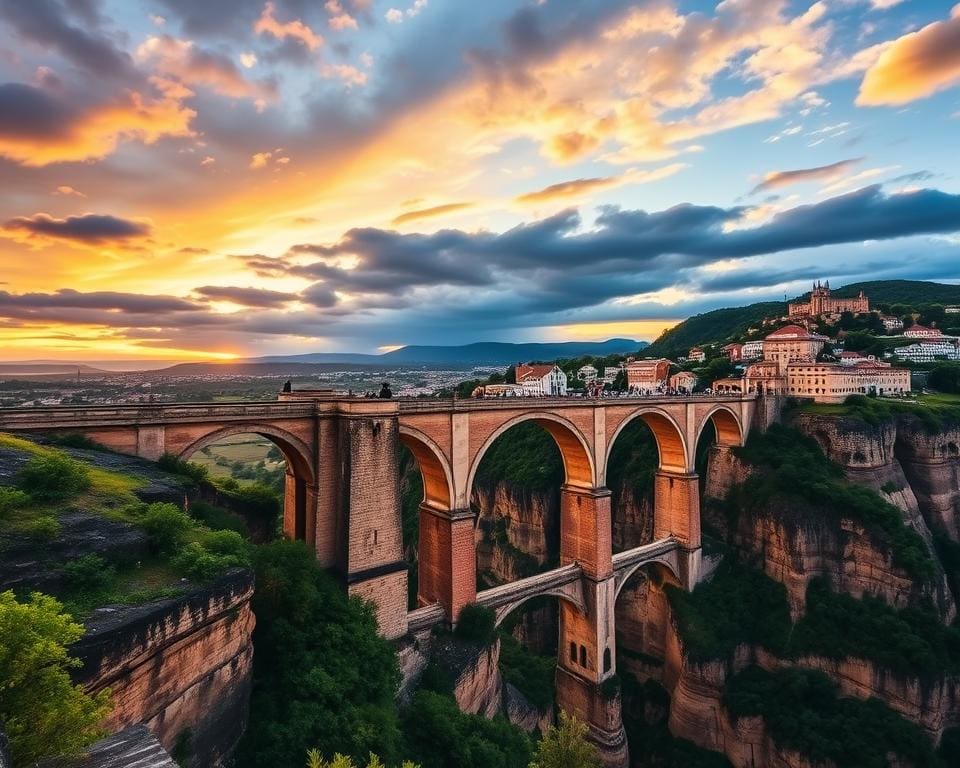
[0,0,959,361]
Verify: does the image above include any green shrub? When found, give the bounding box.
[665,559,791,661]
[45,433,105,450]
[0,591,112,765]
[63,554,115,593]
[529,711,601,768]
[401,690,532,768]
[157,453,209,483]
[190,501,249,536]
[23,515,61,541]
[141,502,194,554]
[16,453,90,502]
[497,632,555,709]
[454,603,496,645]
[0,487,29,517]
[174,542,240,582]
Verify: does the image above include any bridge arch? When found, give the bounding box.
[178,423,315,542]
[603,406,689,482]
[466,411,596,494]
[614,557,681,601]
[399,425,454,510]
[492,588,587,628]
[696,404,745,450]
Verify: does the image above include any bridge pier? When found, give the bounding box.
[653,470,702,590]
[417,504,476,624]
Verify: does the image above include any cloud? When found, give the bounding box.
[858,5,960,106]
[326,0,358,30]
[194,285,297,307]
[53,185,85,197]
[385,1,426,23]
[751,158,863,194]
[515,164,685,205]
[0,289,198,315]
[320,63,367,87]
[136,35,276,101]
[391,202,473,225]
[3,213,152,244]
[254,1,323,50]
[0,82,195,166]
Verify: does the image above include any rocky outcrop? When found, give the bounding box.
[611,478,653,553]
[894,418,960,540]
[50,725,178,768]
[504,682,553,734]
[70,570,255,768]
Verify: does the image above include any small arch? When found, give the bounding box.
[579,645,587,668]
[399,425,454,510]
[603,647,612,673]
[178,423,315,484]
[604,407,689,479]
[492,588,587,628]
[614,557,681,601]
[698,405,744,449]
[466,412,595,495]
[178,423,315,542]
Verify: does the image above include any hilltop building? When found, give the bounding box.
[715,324,909,402]
[626,359,671,393]
[722,343,743,362]
[881,316,904,333]
[788,280,869,318]
[687,346,706,363]
[577,364,598,382]
[516,363,568,396]
[892,339,960,363]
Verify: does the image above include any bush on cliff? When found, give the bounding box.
[157,453,209,483]
[732,424,935,581]
[528,712,601,768]
[0,590,112,767]
[306,751,419,768]
[401,690,532,768]
[15,452,90,502]
[665,559,791,661]
[723,666,938,767]
[0,487,28,518]
[455,603,497,645]
[237,540,403,767]
[140,502,194,554]
[790,578,960,677]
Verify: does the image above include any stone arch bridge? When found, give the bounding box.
[0,391,761,766]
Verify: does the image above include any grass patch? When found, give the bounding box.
[796,393,960,431]
[59,559,185,618]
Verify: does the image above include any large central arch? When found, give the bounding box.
[466,411,596,496]
[696,404,744,449]
[603,407,689,481]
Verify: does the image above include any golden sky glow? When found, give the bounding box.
[1,0,959,360]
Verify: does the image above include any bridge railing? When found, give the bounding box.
[0,400,318,427]
[397,392,754,413]
[611,537,680,572]
[475,563,582,611]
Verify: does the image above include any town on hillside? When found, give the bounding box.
[470,281,960,404]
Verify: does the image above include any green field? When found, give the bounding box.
[192,435,284,482]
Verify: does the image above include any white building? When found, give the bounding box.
[577,364,598,382]
[881,316,904,333]
[904,324,944,339]
[516,363,568,396]
[741,340,764,360]
[601,366,620,384]
[892,340,960,363]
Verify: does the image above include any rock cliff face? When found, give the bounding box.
[71,570,255,768]
[611,479,653,553]
[702,440,952,621]
[894,418,960,539]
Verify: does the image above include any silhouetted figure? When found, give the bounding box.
[282,380,292,393]
[378,381,393,399]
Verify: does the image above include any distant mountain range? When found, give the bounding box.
[247,339,648,366]
[643,279,960,359]
[0,339,649,377]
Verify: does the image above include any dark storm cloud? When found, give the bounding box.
[4,213,152,242]
[0,289,200,314]
[194,285,297,307]
[0,0,134,79]
[0,83,75,139]
[253,186,960,312]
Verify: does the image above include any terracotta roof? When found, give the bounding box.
[516,363,557,381]
[839,351,863,358]
[765,324,815,339]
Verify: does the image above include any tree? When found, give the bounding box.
[0,591,112,766]
[306,751,419,768]
[929,362,960,394]
[529,712,602,768]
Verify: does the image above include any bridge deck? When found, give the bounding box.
[0,392,755,430]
